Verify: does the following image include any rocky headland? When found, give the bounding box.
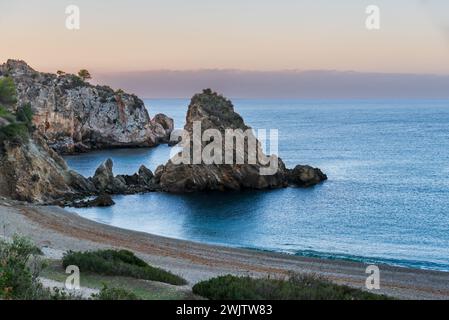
[0,60,173,154]
[1,61,326,205]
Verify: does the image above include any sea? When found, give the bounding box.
[65,99,449,272]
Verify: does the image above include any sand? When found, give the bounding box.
[1,199,448,300]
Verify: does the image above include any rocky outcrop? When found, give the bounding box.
[154,89,326,193]
[0,60,173,154]
[151,114,174,143]
[287,165,328,188]
[0,132,94,203]
[90,159,156,195]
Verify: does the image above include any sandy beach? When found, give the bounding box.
[1,199,448,300]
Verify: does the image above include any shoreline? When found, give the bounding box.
[1,200,449,300]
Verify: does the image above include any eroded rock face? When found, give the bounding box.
[155,90,290,192]
[151,113,174,143]
[0,60,173,153]
[0,133,94,203]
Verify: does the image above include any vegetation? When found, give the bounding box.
[56,70,66,76]
[0,105,15,121]
[192,274,391,300]
[0,77,17,105]
[15,104,33,126]
[0,235,80,300]
[0,77,34,144]
[78,69,91,81]
[91,284,139,300]
[62,249,187,286]
[0,122,29,143]
[42,259,196,300]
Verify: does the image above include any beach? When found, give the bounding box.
[1,199,448,300]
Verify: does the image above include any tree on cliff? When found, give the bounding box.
[78,69,92,82]
[0,77,17,105]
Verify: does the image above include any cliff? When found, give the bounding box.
[0,132,93,202]
[0,60,173,154]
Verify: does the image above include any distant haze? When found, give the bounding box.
[93,70,449,99]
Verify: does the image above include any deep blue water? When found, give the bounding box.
[65,99,449,271]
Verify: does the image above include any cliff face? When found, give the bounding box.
[154,90,326,193]
[0,133,93,203]
[0,60,173,153]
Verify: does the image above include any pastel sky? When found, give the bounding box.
[1,0,449,74]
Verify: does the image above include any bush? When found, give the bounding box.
[0,236,48,300]
[192,274,391,300]
[0,106,16,125]
[16,104,33,124]
[91,284,139,300]
[0,122,29,143]
[0,77,17,105]
[62,249,187,286]
[0,236,83,300]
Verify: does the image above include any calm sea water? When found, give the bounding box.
[65,99,449,271]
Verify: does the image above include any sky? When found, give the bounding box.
[1,0,449,98]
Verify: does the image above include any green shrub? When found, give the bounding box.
[192,274,391,300]
[0,107,16,125]
[62,249,187,286]
[16,103,33,124]
[91,284,139,300]
[0,122,29,143]
[0,77,17,105]
[0,236,48,300]
[0,236,82,300]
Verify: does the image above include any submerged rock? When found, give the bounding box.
[71,195,115,208]
[0,60,173,154]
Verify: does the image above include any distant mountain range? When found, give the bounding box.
[93,70,449,99]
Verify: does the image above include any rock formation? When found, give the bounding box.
[151,113,174,143]
[90,159,156,195]
[154,89,327,193]
[0,132,95,203]
[0,60,173,154]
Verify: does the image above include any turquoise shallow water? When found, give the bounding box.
[65,99,449,271]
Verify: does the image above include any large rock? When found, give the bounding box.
[91,158,126,194]
[0,132,94,203]
[155,89,290,192]
[287,165,327,188]
[0,60,173,153]
[151,113,174,143]
[91,159,156,194]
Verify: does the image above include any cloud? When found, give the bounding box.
[93,70,449,99]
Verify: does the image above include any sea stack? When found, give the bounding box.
[154,89,327,192]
